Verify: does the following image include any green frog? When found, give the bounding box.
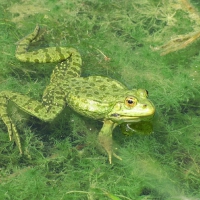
[0,25,155,163]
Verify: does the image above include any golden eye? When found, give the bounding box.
[125,96,137,108]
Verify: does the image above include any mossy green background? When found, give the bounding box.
[0,0,200,199]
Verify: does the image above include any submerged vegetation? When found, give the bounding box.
[0,0,199,199]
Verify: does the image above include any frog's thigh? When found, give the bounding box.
[1,91,63,122]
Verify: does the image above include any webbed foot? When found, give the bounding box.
[0,94,22,154]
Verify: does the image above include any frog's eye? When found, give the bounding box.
[125,96,137,108]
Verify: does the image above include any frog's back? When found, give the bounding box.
[65,76,126,100]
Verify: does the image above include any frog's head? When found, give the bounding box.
[107,89,155,124]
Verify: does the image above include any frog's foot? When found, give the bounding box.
[0,96,22,154]
[98,120,121,164]
[108,151,122,164]
[98,134,122,164]
[6,120,22,154]
[10,124,23,154]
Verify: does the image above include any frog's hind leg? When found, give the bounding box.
[42,53,82,107]
[0,96,22,153]
[1,91,66,122]
[16,25,83,65]
[16,25,41,59]
[0,90,66,153]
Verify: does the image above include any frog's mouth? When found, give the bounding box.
[109,113,154,123]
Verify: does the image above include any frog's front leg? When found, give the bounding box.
[98,120,122,164]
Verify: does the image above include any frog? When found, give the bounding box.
[0,25,155,164]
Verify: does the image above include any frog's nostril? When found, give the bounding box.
[143,104,147,108]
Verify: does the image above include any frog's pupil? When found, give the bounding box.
[128,99,133,104]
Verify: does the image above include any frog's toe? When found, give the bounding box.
[11,125,23,154]
[113,152,122,161]
[108,155,111,164]
[107,151,122,164]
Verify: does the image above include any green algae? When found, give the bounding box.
[0,0,199,199]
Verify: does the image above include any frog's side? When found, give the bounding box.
[0,26,155,163]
